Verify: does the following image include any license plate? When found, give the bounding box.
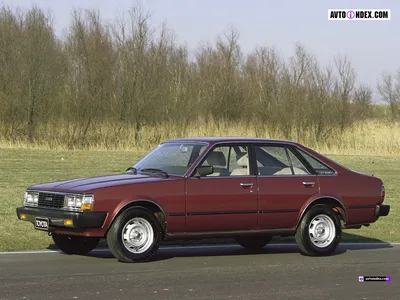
[34,217,49,231]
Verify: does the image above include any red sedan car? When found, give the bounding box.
[17,137,390,262]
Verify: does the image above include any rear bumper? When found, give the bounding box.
[375,204,390,217]
[16,206,107,229]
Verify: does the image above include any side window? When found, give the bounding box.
[255,146,292,176]
[200,145,250,177]
[229,146,250,176]
[200,146,229,177]
[297,148,335,175]
[287,149,310,175]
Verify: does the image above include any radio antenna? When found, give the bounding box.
[371,161,375,177]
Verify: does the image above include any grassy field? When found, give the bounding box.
[0,148,398,251]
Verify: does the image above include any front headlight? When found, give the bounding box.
[24,191,38,207]
[65,194,94,211]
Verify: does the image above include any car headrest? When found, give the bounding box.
[236,152,248,167]
[206,151,226,166]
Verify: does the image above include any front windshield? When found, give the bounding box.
[133,142,208,176]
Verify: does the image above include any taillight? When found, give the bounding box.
[381,185,385,200]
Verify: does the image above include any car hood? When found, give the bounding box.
[27,173,167,194]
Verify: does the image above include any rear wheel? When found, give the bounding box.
[52,234,100,255]
[107,207,162,263]
[235,236,272,249]
[295,204,341,256]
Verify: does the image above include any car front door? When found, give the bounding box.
[255,144,319,229]
[185,144,258,232]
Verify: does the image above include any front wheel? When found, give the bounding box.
[52,234,100,255]
[107,207,162,263]
[235,236,272,249]
[295,204,341,256]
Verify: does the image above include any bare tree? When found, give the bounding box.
[377,71,400,119]
[0,5,64,142]
[243,46,282,134]
[64,8,116,145]
[0,6,24,139]
[333,54,356,133]
[353,84,373,119]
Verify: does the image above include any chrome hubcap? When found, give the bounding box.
[308,214,336,248]
[122,217,154,254]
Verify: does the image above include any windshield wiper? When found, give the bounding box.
[139,168,169,178]
[126,166,138,174]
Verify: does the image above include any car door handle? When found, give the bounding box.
[303,181,315,187]
[240,182,254,188]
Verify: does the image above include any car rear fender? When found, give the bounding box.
[296,195,347,228]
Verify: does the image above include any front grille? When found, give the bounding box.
[38,192,65,209]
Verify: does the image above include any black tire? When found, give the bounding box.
[52,234,100,255]
[235,236,273,249]
[295,204,341,256]
[106,207,162,263]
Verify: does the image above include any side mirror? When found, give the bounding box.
[194,166,214,177]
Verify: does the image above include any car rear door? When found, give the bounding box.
[185,143,258,232]
[255,144,319,229]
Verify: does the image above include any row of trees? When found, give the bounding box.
[0,5,397,147]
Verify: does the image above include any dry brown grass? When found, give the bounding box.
[311,120,400,156]
[1,119,399,156]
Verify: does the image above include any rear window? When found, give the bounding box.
[297,148,335,175]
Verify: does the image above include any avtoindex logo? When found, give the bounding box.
[328,9,390,21]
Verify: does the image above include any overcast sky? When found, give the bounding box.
[3,0,399,102]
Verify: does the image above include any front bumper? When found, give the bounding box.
[16,206,107,229]
[375,204,390,217]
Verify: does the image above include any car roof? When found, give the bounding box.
[163,137,300,145]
